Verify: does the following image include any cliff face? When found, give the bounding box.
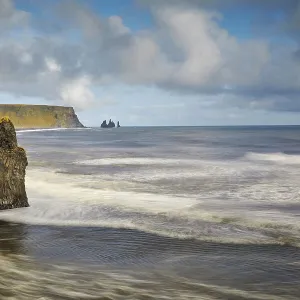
[0,117,28,210]
[0,104,84,129]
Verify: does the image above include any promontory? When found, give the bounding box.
[0,104,84,129]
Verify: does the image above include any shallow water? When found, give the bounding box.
[0,126,300,299]
[1,221,300,300]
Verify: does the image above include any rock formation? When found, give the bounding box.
[0,104,84,129]
[0,117,29,210]
[101,120,107,128]
[101,119,119,128]
[117,121,120,128]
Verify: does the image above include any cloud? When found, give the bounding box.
[0,0,299,113]
[60,75,96,110]
[0,0,29,31]
[139,0,299,27]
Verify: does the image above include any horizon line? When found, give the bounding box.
[88,124,300,127]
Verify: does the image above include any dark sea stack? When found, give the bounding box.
[101,119,117,128]
[108,119,115,128]
[0,117,29,210]
[117,121,120,128]
[101,120,107,128]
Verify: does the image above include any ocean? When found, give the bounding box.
[0,126,300,299]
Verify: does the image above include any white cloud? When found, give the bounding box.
[0,0,299,113]
[45,57,61,72]
[19,51,32,64]
[60,76,96,110]
[0,0,29,31]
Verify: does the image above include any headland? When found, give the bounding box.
[0,104,84,129]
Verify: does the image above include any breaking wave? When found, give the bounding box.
[76,157,203,166]
[16,128,91,134]
[0,167,299,247]
[244,152,300,165]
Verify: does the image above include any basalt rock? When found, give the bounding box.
[101,119,117,128]
[0,117,29,210]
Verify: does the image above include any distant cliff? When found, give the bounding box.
[0,104,84,129]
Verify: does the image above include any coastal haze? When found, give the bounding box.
[0,127,300,299]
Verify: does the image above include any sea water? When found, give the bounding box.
[0,126,299,299]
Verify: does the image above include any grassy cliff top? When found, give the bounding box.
[0,104,74,109]
[0,104,83,128]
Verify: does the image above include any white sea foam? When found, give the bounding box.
[75,157,203,166]
[17,128,70,133]
[245,152,300,165]
[0,168,198,231]
[16,127,91,134]
[74,157,266,179]
[21,169,199,213]
[0,167,299,245]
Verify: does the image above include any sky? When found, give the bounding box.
[0,0,300,126]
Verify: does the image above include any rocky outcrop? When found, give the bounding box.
[0,117,28,210]
[0,104,84,129]
[101,119,115,128]
[101,119,120,128]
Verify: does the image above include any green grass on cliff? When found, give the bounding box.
[0,104,81,128]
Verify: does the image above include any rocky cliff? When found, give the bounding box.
[0,117,28,210]
[0,104,84,129]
